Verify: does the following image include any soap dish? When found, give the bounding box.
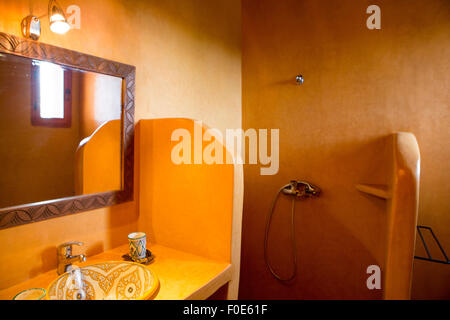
[122,249,154,265]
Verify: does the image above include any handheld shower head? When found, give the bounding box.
[265,179,321,282]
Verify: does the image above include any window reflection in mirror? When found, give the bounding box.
[31,61,72,128]
[0,53,123,209]
[39,62,64,119]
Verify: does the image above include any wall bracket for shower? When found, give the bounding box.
[282,180,320,198]
[414,226,450,265]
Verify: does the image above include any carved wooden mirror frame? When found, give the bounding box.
[0,32,135,230]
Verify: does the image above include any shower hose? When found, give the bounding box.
[264,185,298,282]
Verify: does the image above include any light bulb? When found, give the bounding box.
[50,20,70,34]
[48,0,70,34]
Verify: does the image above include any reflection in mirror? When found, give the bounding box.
[0,53,123,209]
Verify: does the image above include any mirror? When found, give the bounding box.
[0,54,123,208]
[0,32,135,229]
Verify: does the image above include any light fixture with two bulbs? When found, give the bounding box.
[21,0,71,40]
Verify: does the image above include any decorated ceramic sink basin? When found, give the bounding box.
[46,261,159,300]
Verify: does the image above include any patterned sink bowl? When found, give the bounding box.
[47,261,159,300]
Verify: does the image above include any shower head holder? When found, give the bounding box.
[282,180,321,198]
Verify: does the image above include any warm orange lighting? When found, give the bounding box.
[48,0,70,34]
[50,19,70,34]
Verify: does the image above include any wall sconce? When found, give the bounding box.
[21,15,41,40]
[48,0,70,34]
[21,0,70,40]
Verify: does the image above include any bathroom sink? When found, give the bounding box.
[46,261,159,300]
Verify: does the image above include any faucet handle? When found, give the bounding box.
[57,241,84,256]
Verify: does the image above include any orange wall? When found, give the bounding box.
[0,0,241,290]
[75,120,122,194]
[136,119,234,262]
[78,72,122,139]
[241,0,449,299]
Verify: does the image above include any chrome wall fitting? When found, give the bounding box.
[264,180,320,281]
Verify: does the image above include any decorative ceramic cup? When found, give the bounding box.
[128,232,147,261]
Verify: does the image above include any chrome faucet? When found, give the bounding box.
[57,241,86,275]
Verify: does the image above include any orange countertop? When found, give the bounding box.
[0,244,232,300]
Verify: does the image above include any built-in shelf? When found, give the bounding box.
[355,132,420,299]
[355,184,391,199]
